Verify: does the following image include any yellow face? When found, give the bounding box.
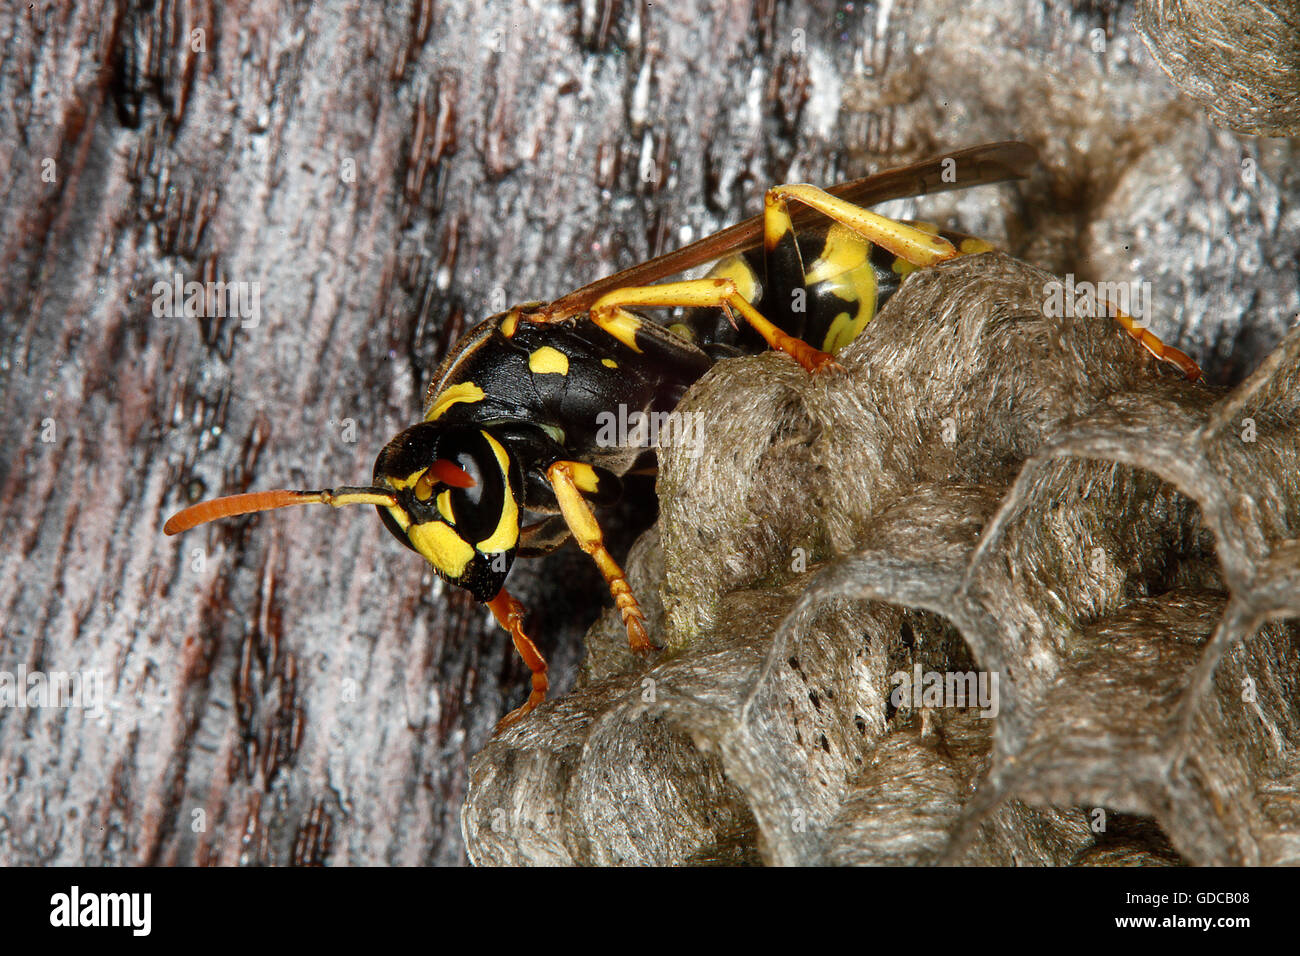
[373,424,521,602]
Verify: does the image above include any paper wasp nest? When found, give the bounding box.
[462,252,1300,866]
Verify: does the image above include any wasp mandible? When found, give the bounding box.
[164,142,1200,731]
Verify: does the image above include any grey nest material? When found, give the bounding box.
[462,253,1300,866]
[1136,0,1300,136]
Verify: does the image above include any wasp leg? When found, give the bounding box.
[487,588,549,733]
[1108,304,1202,382]
[546,461,652,654]
[766,183,960,268]
[589,279,840,374]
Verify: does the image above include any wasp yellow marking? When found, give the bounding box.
[804,225,869,285]
[425,381,486,422]
[959,237,994,255]
[475,431,520,553]
[822,272,877,353]
[388,469,426,491]
[409,521,475,577]
[823,312,856,354]
[601,357,618,368]
[528,346,569,375]
[385,506,411,532]
[804,226,878,353]
[892,256,921,277]
[436,490,455,523]
[482,430,511,476]
[501,310,519,337]
[667,323,695,342]
[707,254,760,302]
[822,296,874,354]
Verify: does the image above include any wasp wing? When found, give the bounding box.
[542,141,1037,320]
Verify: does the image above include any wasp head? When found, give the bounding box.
[372,423,523,601]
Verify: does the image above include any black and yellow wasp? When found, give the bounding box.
[164,142,1200,730]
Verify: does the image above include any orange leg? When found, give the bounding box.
[1110,307,1202,381]
[487,588,549,733]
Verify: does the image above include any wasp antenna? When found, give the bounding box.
[163,486,398,535]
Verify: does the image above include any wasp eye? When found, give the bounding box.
[435,432,501,541]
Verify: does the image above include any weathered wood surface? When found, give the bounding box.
[0,0,1295,865]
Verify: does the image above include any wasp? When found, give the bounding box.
[164,142,1200,731]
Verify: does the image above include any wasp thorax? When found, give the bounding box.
[372,423,522,601]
